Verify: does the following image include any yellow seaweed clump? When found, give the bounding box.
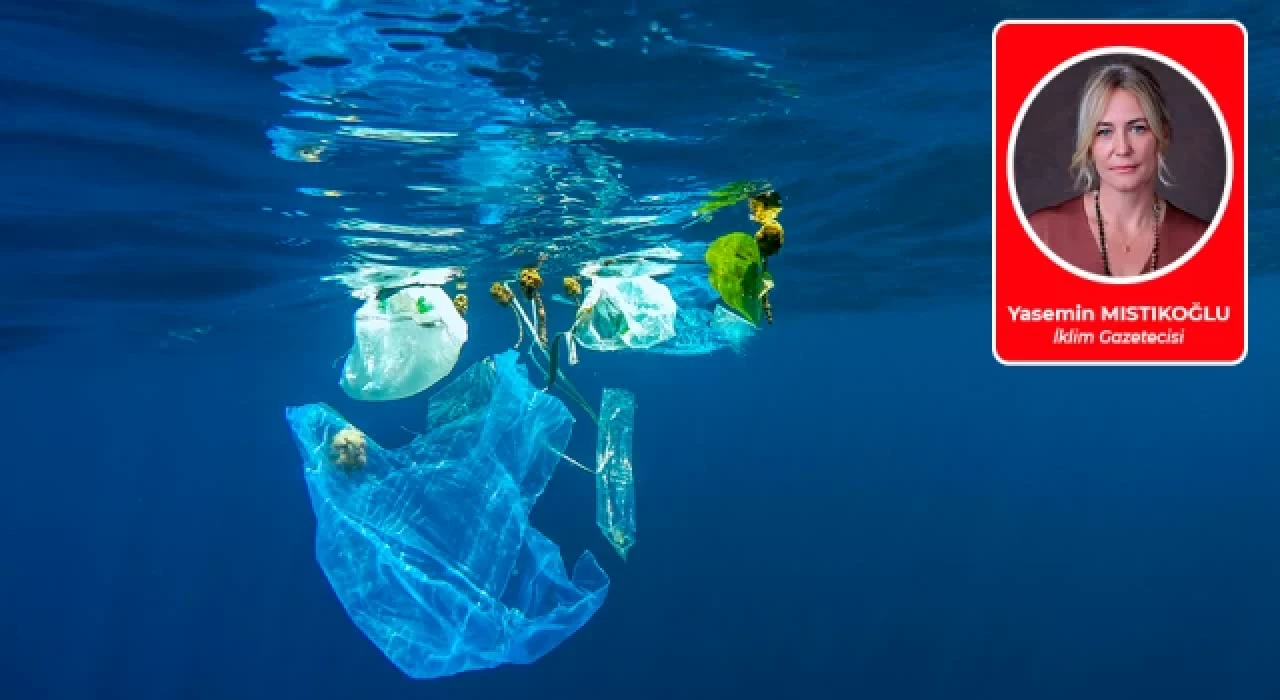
[453,293,469,316]
[749,190,784,258]
[490,281,514,306]
[330,426,368,474]
[563,276,583,304]
[518,266,549,346]
[518,267,543,299]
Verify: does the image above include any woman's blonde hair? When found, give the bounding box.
[1069,60,1174,191]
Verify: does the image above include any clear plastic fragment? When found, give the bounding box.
[595,388,637,560]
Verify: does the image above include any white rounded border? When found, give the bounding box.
[1007,45,1232,285]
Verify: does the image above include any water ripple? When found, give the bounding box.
[250,0,793,297]
[0,0,1276,349]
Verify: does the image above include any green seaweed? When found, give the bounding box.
[705,232,766,326]
[694,180,769,219]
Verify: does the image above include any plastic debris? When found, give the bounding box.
[595,388,638,560]
[339,285,468,401]
[573,275,678,352]
[286,350,609,680]
[649,273,756,356]
[555,245,758,356]
[568,242,758,355]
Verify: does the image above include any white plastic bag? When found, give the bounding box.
[340,285,468,401]
[573,275,677,352]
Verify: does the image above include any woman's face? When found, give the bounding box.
[1091,87,1160,193]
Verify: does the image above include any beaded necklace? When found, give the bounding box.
[1095,189,1161,276]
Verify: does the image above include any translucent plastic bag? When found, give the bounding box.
[286,350,608,680]
[572,275,677,352]
[340,285,468,401]
[570,245,755,356]
[596,388,637,560]
[649,274,756,356]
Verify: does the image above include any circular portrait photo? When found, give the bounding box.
[1010,49,1230,283]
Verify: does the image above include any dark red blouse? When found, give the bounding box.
[1027,194,1209,275]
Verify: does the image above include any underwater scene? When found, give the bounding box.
[2,1,1279,699]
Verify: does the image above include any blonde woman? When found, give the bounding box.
[1027,61,1209,278]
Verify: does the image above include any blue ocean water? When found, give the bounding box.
[1,1,1277,698]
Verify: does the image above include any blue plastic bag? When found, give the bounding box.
[285,350,608,680]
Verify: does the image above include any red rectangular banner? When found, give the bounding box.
[992,20,1247,365]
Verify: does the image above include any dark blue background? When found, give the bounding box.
[5,289,1277,699]
[2,1,1277,698]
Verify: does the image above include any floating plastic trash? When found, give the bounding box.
[649,306,756,356]
[573,275,678,352]
[287,350,609,680]
[595,388,638,560]
[648,274,756,356]
[340,285,468,401]
[561,243,756,356]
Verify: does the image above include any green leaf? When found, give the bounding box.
[705,232,764,326]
